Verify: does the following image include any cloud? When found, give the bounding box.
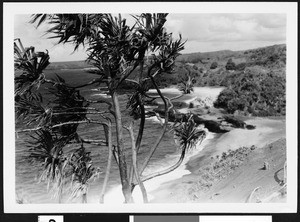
[165,13,286,53]
[14,14,87,62]
[14,13,286,61]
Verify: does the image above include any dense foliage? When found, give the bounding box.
[214,71,285,116]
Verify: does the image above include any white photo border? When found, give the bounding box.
[3,1,298,213]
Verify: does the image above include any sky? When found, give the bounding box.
[14,14,286,62]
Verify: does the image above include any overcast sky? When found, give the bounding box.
[14,13,286,62]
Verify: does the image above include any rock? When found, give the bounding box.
[223,115,246,128]
[246,124,256,130]
[263,161,270,170]
[193,115,229,133]
[153,106,187,122]
[172,101,189,109]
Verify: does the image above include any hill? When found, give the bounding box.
[177,44,286,67]
[151,138,286,203]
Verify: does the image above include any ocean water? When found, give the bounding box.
[15,69,226,204]
[15,116,182,203]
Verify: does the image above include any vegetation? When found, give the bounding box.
[190,145,256,193]
[214,70,285,116]
[225,58,236,70]
[178,75,194,94]
[210,61,218,69]
[68,145,100,203]
[145,44,286,116]
[15,13,207,203]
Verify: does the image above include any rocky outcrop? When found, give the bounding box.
[192,115,229,133]
[148,107,255,134]
[221,115,256,130]
[222,115,246,128]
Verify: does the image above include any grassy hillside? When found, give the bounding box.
[154,44,285,86]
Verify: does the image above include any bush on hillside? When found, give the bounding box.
[214,71,285,116]
[225,58,236,70]
[210,61,218,69]
[235,62,246,71]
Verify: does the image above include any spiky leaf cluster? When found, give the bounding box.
[14,39,50,96]
[27,130,68,191]
[178,75,195,94]
[49,75,88,138]
[173,114,206,151]
[68,145,100,199]
[126,79,151,119]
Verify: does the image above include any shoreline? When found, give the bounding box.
[102,86,286,204]
[15,85,286,204]
[103,129,215,204]
[149,117,286,203]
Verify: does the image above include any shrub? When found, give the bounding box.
[225,58,236,70]
[210,61,218,69]
[214,89,237,108]
[236,62,246,71]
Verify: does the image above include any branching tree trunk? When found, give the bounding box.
[138,72,170,175]
[129,97,145,187]
[16,13,189,204]
[124,122,148,203]
[139,148,186,184]
[111,91,132,203]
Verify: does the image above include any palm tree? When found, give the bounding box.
[14,38,50,96]
[68,145,100,203]
[178,75,194,94]
[17,13,187,203]
[28,130,68,203]
[173,114,206,151]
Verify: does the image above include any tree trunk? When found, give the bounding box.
[111,91,132,203]
[82,193,87,203]
[125,122,148,203]
[138,74,169,175]
[99,121,113,203]
[138,148,186,184]
[129,99,145,186]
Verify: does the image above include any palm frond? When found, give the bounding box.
[68,145,100,201]
[27,129,68,197]
[173,114,206,151]
[14,39,50,96]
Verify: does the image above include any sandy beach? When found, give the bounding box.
[149,118,286,203]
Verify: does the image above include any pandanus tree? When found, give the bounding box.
[15,13,206,203]
[178,75,195,94]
